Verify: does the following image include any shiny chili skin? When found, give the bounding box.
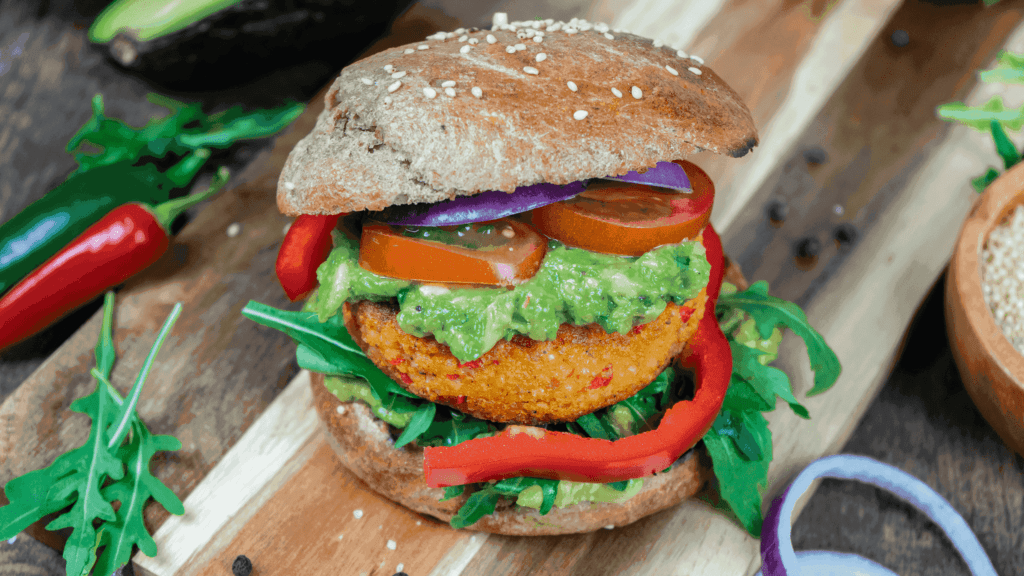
[276,214,342,301]
[0,205,167,350]
[0,159,204,296]
[422,225,731,486]
[0,168,225,350]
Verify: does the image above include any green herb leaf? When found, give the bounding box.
[730,342,809,419]
[67,93,303,176]
[717,281,841,396]
[978,50,1024,83]
[449,487,500,529]
[703,408,773,538]
[93,420,184,576]
[441,486,465,501]
[394,402,437,449]
[990,119,1021,169]
[936,95,1024,132]
[972,168,1002,193]
[242,301,415,403]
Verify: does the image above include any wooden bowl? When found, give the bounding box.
[946,162,1024,457]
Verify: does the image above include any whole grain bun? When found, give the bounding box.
[278,18,757,216]
[311,372,711,535]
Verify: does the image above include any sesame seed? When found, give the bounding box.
[486,34,497,44]
[573,110,588,120]
[454,27,466,34]
[690,55,705,64]
[460,45,471,54]
[611,87,622,98]
[631,86,642,99]
[417,44,429,50]
[387,80,402,93]
[360,77,373,86]
[387,540,397,551]
[226,222,241,237]
[384,96,392,104]
[469,38,479,44]
[688,66,702,75]
[665,65,679,76]
[396,564,405,573]
[653,39,664,47]
[566,27,578,34]
[441,80,456,87]
[445,87,456,97]
[391,71,407,79]
[533,36,543,43]
[515,43,526,51]
[283,181,296,191]
[458,35,468,42]
[404,48,414,54]
[383,64,394,72]
[523,66,539,75]
[567,81,578,92]
[536,53,547,62]
[676,49,688,58]
[605,525,615,530]
[353,509,364,519]
[471,86,483,98]
[502,227,515,238]
[423,87,437,98]
[506,45,516,53]
[336,405,346,414]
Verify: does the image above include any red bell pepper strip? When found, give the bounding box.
[0,168,229,351]
[422,224,731,487]
[276,214,342,301]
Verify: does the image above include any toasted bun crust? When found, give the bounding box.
[311,372,710,535]
[343,290,707,424]
[278,21,757,216]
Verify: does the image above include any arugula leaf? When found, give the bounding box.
[44,371,125,576]
[936,95,1024,132]
[703,408,773,538]
[990,119,1021,170]
[242,301,415,403]
[441,486,465,501]
[394,402,437,449]
[67,93,303,176]
[978,50,1024,84]
[972,168,1002,193]
[449,487,500,529]
[93,420,184,576]
[717,281,841,396]
[730,342,809,419]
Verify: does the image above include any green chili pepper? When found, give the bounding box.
[0,152,206,295]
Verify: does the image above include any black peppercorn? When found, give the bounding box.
[891,29,909,47]
[232,555,253,576]
[394,573,410,576]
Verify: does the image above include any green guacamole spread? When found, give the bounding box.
[311,231,710,362]
[516,478,644,510]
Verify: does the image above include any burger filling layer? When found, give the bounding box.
[310,230,710,362]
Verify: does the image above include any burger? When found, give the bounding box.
[245,14,839,536]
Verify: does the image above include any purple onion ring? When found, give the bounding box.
[757,454,996,576]
[606,161,692,192]
[372,181,586,227]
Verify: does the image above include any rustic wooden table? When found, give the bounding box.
[1,1,1022,575]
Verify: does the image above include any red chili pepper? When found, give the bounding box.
[0,168,229,351]
[422,225,731,486]
[276,214,342,301]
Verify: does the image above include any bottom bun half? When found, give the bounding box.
[311,371,712,536]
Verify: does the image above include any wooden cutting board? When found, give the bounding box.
[2,1,1022,575]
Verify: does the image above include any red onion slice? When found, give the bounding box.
[372,181,586,227]
[758,455,996,576]
[605,161,692,192]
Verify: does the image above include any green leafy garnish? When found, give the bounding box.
[717,281,841,397]
[937,50,1024,191]
[0,292,184,576]
[67,93,303,176]
[244,278,840,537]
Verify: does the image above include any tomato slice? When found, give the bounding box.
[529,160,714,256]
[359,219,548,286]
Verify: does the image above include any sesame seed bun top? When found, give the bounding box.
[277,16,758,216]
